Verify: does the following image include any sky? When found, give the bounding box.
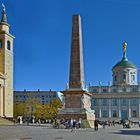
[2,0,140,91]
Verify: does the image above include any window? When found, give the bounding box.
[123,74,126,80]
[112,110,117,117]
[112,98,117,106]
[132,88,137,92]
[95,110,99,118]
[7,40,11,50]
[112,88,117,93]
[121,110,128,120]
[132,75,135,81]
[102,110,108,117]
[0,39,2,48]
[102,99,107,106]
[132,110,137,117]
[114,76,117,81]
[92,99,98,106]
[102,89,107,93]
[93,89,98,93]
[131,98,137,106]
[121,99,127,106]
[122,88,126,92]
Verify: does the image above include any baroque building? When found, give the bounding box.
[0,4,14,118]
[90,42,140,121]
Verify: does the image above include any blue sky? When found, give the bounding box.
[2,0,140,91]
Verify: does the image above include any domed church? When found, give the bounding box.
[90,42,140,121]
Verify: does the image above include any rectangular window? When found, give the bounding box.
[95,110,99,118]
[131,98,138,106]
[114,76,117,81]
[92,99,98,106]
[123,74,126,80]
[112,89,117,93]
[132,88,137,92]
[102,99,107,106]
[121,99,127,106]
[132,110,137,117]
[102,89,107,93]
[93,89,98,93]
[122,88,126,92]
[112,98,117,106]
[102,110,108,117]
[112,110,117,117]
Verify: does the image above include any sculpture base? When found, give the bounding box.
[57,108,95,128]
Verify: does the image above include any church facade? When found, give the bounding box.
[90,42,140,121]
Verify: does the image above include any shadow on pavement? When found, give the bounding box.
[110,129,140,136]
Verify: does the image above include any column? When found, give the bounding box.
[138,98,140,117]
[98,99,101,118]
[108,98,111,118]
[128,98,131,118]
[118,98,121,118]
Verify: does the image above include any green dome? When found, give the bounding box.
[113,57,137,69]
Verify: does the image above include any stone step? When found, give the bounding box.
[0,117,14,125]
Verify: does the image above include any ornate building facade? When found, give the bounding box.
[90,42,140,121]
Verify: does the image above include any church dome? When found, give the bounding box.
[112,42,137,69]
[113,57,137,69]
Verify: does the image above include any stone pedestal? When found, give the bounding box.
[58,89,95,128]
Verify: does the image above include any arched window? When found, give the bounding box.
[7,40,11,50]
[0,39,2,48]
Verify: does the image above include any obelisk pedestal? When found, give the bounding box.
[58,15,95,128]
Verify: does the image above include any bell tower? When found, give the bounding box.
[0,4,14,117]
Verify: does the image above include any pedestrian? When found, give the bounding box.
[102,122,105,129]
[71,119,76,133]
[38,119,41,126]
[78,118,82,128]
[70,118,73,129]
[94,119,98,131]
[138,121,140,127]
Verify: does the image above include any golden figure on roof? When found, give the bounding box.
[123,42,127,53]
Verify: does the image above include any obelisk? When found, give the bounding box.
[69,15,84,89]
[58,15,95,128]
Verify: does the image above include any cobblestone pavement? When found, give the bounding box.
[0,125,140,140]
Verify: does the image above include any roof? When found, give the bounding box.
[113,57,137,69]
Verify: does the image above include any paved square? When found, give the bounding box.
[0,125,139,140]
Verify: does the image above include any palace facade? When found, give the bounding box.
[90,43,140,121]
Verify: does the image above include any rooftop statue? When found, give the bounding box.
[2,3,6,13]
[123,42,127,53]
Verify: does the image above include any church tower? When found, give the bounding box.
[0,4,14,117]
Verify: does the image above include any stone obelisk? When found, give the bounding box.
[58,15,95,128]
[69,15,84,89]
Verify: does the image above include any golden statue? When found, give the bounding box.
[123,42,127,53]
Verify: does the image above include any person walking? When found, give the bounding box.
[78,118,82,128]
[138,120,140,127]
[94,119,98,131]
[71,119,76,133]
